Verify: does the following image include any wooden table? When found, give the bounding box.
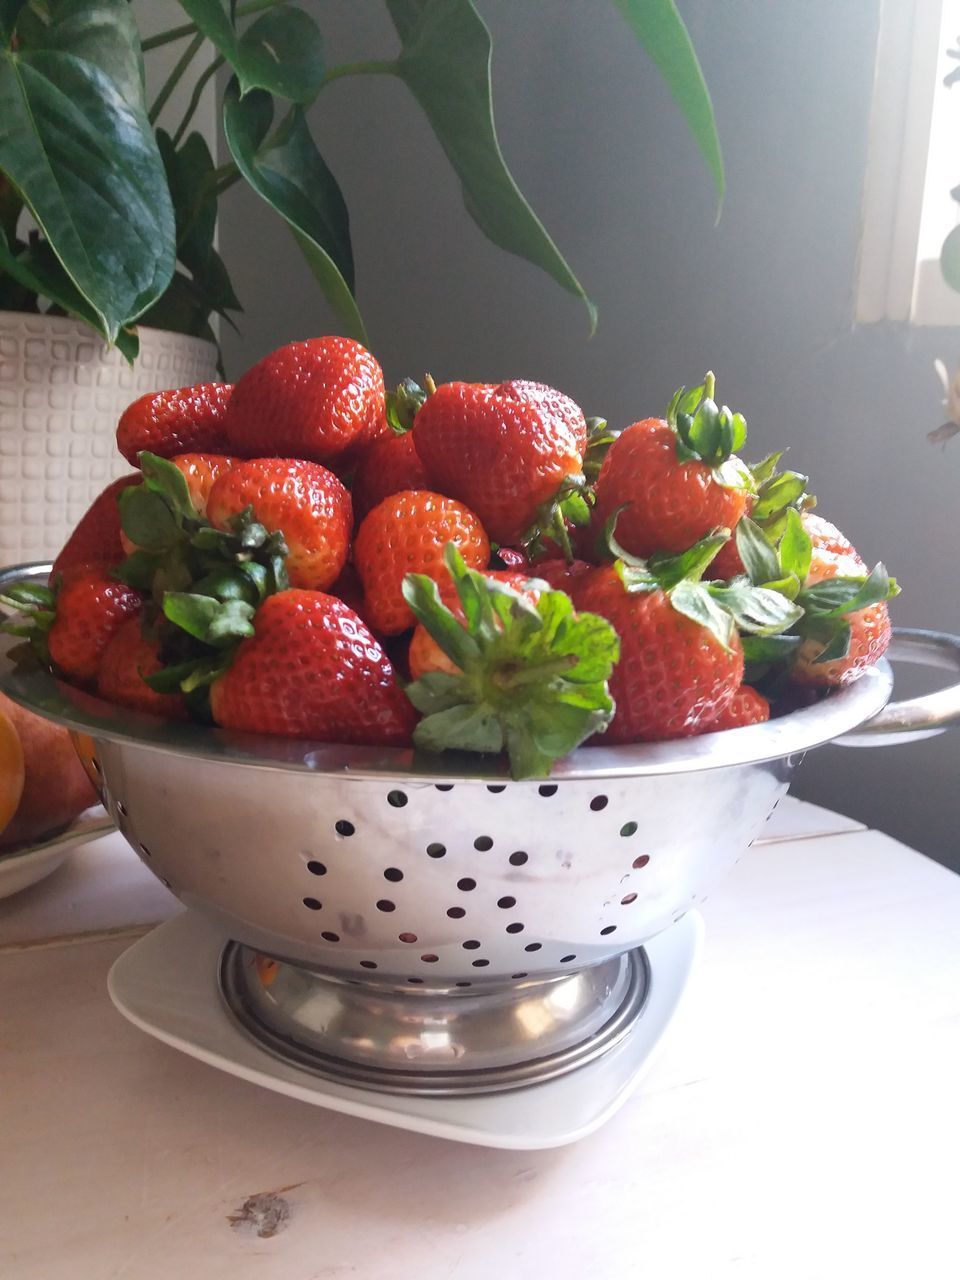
[2,798,958,1280]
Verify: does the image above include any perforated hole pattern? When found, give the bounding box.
[101,757,788,984]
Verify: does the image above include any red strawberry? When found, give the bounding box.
[223,337,386,465]
[209,591,415,744]
[413,380,584,544]
[408,569,536,679]
[96,619,188,720]
[169,452,238,517]
[526,557,594,595]
[116,383,232,465]
[353,490,490,635]
[351,431,429,523]
[494,380,588,454]
[206,458,352,592]
[701,685,770,731]
[51,475,141,581]
[791,547,892,687]
[572,564,744,743]
[47,569,143,686]
[803,513,863,565]
[595,374,752,558]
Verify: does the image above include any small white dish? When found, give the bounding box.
[108,908,703,1150]
[0,809,114,900]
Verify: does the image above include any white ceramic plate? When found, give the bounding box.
[0,809,114,900]
[109,909,703,1150]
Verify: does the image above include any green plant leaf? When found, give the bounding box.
[386,0,596,332]
[175,0,241,71]
[0,1,29,42]
[223,80,365,341]
[611,0,724,209]
[237,4,325,103]
[0,4,175,341]
[0,229,140,360]
[26,0,146,107]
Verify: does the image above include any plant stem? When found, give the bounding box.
[171,56,225,148]
[321,59,398,87]
[149,32,204,126]
[216,167,243,198]
[141,0,283,52]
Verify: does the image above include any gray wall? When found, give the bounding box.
[219,1,959,867]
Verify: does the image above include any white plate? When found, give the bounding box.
[108,908,703,1150]
[0,809,114,900]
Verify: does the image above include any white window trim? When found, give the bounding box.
[857,0,960,325]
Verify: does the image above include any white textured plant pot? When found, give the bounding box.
[0,312,218,564]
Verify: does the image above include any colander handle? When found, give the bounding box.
[836,628,960,747]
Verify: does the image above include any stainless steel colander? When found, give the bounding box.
[3,563,959,1094]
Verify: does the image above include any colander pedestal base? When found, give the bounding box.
[108,909,703,1148]
[219,944,650,1097]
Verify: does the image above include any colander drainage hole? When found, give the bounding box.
[302,897,322,911]
[376,899,396,912]
[335,820,355,836]
[505,922,524,934]
[512,973,528,980]
[457,878,477,892]
[600,925,617,936]
[383,867,403,882]
[421,954,439,963]
[497,896,516,909]
[621,893,638,905]
[359,961,377,970]
[590,795,608,811]
[620,821,638,838]
[407,978,423,985]
[633,855,650,869]
[508,851,528,867]
[116,800,128,817]
[560,954,576,963]
[321,931,340,943]
[486,784,506,793]
[462,939,481,950]
[473,835,493,851]
[472,959,490,968]
[387,790,408,808]
[426,842,446,858]
[447,906,466,919]
[399,932,417,944]
[455,981,471,987]
[138,843,151,860]
[307,860,326,876]
[435,784,454,792]
[524,942,542,953]
[538,784,557,797]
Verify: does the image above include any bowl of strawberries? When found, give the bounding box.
[1,336,957,1094]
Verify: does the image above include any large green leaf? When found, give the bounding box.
[0,226,139,359]
[22,0,146,107]
[0,2,175,341]
[237,5,325,104]
[0,1,28,42]
[223,79,364,341]
[612,0,724,208]
[386,0,596,331]
[177,0,325,103]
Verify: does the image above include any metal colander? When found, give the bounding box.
[3,563,959,1094]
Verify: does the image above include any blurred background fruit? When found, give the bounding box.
[0,694,97,849]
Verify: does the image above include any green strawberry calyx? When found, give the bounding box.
[0,579,58,666]
[667,372,754,491]
[746,451,816,542]
[115,453,289,707]
[522,471,592,562]
[384,378,428,435]
[733,512,899,668]
[402,543,620,780]
[615,527,804,654]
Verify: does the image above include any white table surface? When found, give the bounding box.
[2,797,958,1280]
